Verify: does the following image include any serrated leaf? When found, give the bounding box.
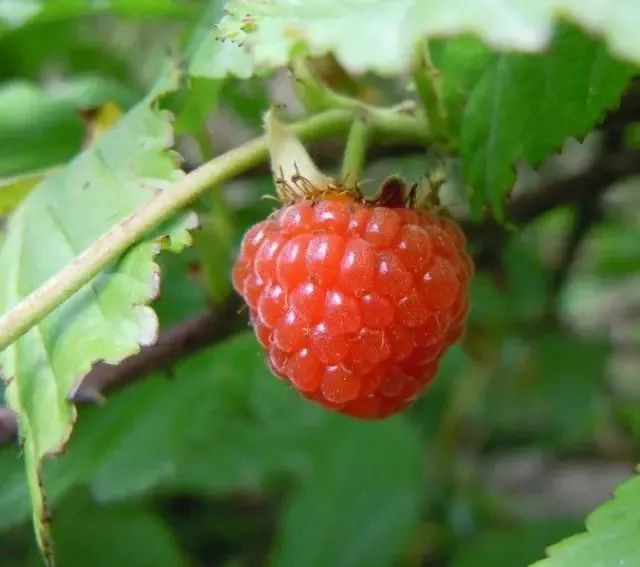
[187,0,254,80]
[0,65,188,562]
[270,416,423,567]
[211,0,640,78]
[460,26,634,216]
[534,474,640,566]
[430,37,495,138]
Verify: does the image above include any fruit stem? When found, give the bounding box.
[290,57,343,112]
[0,106,428,352]
[341,112,371,186]
[413,40,450,149]
[291,57,429,147]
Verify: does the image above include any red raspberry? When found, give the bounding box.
[232,188,473,419]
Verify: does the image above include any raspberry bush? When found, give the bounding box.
[0,2,639,566]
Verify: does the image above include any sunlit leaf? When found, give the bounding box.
[0,169,56,215]
[0,64,190,562]
[535,474,640,566]
[212,0,640,77]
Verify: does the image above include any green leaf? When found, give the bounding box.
[0,19,131,83]
[534,474,640,566]
[481,333,607,449]
[589,222,640,277]
[48,75,139,110]
[0,332,330,532]
[152,248,208,327]
[451,520,583,567]
[213,0,640,77]
[173,1,226,152]
[0,169,55,216]
[468,225,551,330]
[0,0,191,33]
[0,65,189,562]
[270,417,423,567]
[83,333,329,501]
[174,77,221,142]
[430,36,494,138]
[192,191,236,305]
[188,0,255,80]
[0,78,139,178]
[44,495,188,567]
[221,78,270,128]
[0,447,31,532]
[0,82,84,177]
[460,26,633,216]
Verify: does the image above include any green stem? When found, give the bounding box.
[413,40,449,148]
[0,107,427,352]
[194,189,235,305]
[291,58,428,145]
[290,58,340,111]
[341,113,370,184]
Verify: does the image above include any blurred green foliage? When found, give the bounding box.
[1,1,640,566]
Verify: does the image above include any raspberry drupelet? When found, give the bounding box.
[232,113,473,419]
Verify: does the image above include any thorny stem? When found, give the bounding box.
[0,107,428,352]
[341,113,371,185]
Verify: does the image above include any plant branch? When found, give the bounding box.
[546,197,602,316]
[0,301,245,445]
[463,150,640,255]
[70,297,245,402]
[508,151,640,222]
[413,40,449,149]
[0,107,427,353]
